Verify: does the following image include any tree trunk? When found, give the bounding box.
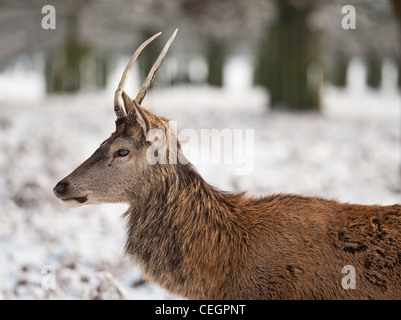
[327,53,348,88]
[366,57,382,89]
[391,0,401,89]
[255,0,321,111]
[45,8,90,93]
[206,37,225,87]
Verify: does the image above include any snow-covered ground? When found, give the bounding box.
[0,82,400,299]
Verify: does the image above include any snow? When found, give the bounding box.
[0,64,400,299]
[0,93,181,300]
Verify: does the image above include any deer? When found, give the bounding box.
[53,29,401,300]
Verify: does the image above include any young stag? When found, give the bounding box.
[54,30,401,300]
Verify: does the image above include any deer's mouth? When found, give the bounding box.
[59,195,89,208]
[53,181,90,207]
[63,196,88,203]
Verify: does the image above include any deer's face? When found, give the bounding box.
[53,30,178,208]
[53,118,155,208]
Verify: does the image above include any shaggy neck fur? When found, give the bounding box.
[123,162,262,299]
[123,160,401,299]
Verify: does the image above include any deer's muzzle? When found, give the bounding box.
[53,181,88,207]
[53,182,67,198]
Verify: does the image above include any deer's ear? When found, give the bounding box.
[122,91,149,135]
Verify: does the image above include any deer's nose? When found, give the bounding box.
[53,182,68,198]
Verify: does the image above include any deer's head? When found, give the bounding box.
[53,30,181,208]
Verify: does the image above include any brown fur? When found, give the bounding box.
[123,158,401,299]
[54,91,401,300]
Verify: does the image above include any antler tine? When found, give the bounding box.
[114,32,162,119]
[135,28,178,105]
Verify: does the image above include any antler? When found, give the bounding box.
[114,29,178,119]
[135,28,178,105]
[114,32,161,119]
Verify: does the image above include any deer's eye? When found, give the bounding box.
[114,149,130,157]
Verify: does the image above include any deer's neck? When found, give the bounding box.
[124,163,252,299]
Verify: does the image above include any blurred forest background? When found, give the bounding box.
[0,0,400,109]
[0,0,401,299]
